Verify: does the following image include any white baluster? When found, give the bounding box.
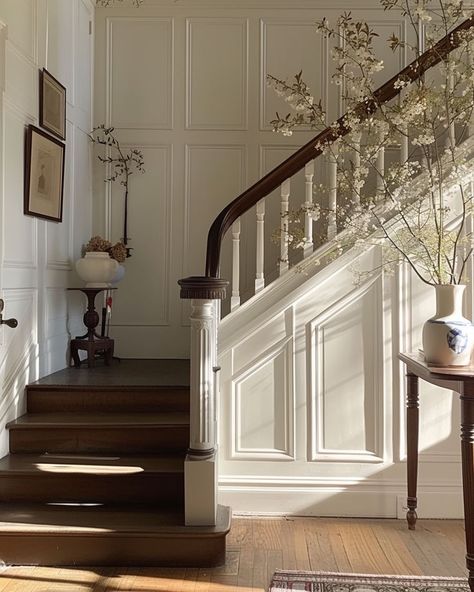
[446,61,455,149]
[231,219,241,311]
[352,132,361,206]
[255,199,265,292]
[328,147,338,240]
[279,179,290,275]
[303,160,315,257]
[376,129,385,201]
[469,48,474,138]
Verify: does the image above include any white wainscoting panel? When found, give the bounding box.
[232,337,294,460]
[186,18,248,130]
[107,17,173,129]
[308,277,384,463]
[46,0,75,103]
[261,18,327,130]
[110,145,171,327]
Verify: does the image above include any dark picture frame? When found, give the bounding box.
[24,125,65,223]
[39,68,66,141]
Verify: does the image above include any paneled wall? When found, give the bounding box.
[93,0,408,358]
[0,0,94,455]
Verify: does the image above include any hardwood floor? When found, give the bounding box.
[0,516,466,591]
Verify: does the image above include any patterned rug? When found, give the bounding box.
[269,571,469,592]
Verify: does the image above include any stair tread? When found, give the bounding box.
[0,503,231,535]
[7,412,190,428]
[0,453,184,475]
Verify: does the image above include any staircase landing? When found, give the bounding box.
[0,359,230,567]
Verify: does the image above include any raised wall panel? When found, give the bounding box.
[261,19,326,130]
[309,277,384,462]
[76,0,92,122]
[232,338,294,459]
[186,18,248,130]
[46,0,75,105]
[47,120,74,270]
[110,145,171,327]
[184,145,246,282]
[72,128,92,259]
[0,0,35,60]
[3,106,36,268]
[108,18,173,130]
[4,43,36,118]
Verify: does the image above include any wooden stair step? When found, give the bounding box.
[27,385,190,413]
[0,453,184,505]
[0,503,231,566]
[7,413,189,454]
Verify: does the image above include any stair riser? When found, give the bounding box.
[27,389,190,413]
[9,427,189,454]
[0,474,184,506]
[0,534,226,566]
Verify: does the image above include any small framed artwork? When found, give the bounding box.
[39,68,66,141]
[24,125,65,223]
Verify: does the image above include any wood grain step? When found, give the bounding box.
[0,454,184,506]
[7,413,189,454]
[0,503,231,566]
[27,385,190,413]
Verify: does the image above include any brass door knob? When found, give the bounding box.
[0,299,18,328]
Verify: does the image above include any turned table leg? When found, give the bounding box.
[461,393,474,592]
[406,372,419,530]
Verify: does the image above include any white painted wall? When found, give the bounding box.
[94,0,463,517]
[0,0,94,455]
[93,0,408,358]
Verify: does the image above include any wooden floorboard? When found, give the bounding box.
[0,516,466,591]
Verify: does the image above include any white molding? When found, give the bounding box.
[259,17,328,131]
[231,336,295,460]
[186,17,249,131]
[104,142,172,327]
[106,16,174,130]
[308,274,385,463]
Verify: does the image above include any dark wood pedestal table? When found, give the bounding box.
[68,287,115,368]
[399,352,474,590]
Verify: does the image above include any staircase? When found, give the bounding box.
[0,360,230,566]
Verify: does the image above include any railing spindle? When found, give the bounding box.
[279,179,290,275]
[376,130,385,201]
[328,148,338,239]
[352,132,361,206]
[255,199,265,292]
[231,219,241,311]
[303,161,315,257]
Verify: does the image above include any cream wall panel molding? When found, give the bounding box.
[47,121,75,271]
[183,144,246,282]
[2,106,37,269]
[260,18,327,131]
[231,336,294,460]
[308,276,384,463]
[4,42,36,118]
[109,144,172,327]
[107,17,173,130]
[46,0,75,106]
[0,0,36,61]
[186,18,248,130]
[76,0,93,125]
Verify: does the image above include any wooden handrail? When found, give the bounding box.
[202,16,474,279]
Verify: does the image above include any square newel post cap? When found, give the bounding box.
[178,276,228,300]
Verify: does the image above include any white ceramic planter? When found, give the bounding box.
[422,284,474,366]
[111,264,125,285]
[75,252,119,288]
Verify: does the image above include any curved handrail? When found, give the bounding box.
[203,16,474,278]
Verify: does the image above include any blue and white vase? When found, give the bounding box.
[422,284,474,367]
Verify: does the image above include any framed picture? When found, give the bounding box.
[24,125,65,223]
[39,68,66,140]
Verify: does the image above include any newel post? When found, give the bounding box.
[178,276,228,526]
